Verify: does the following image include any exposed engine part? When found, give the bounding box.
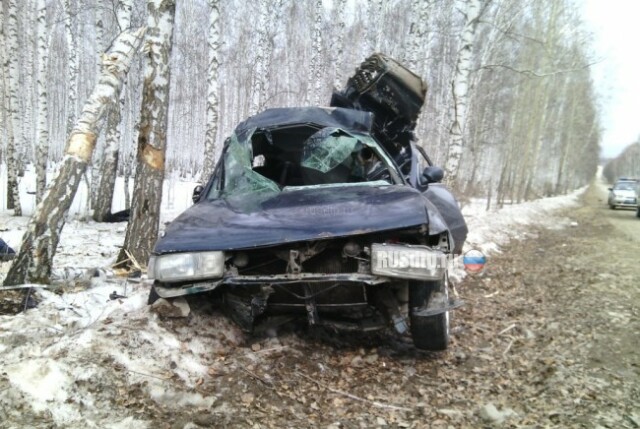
[357,259,370,274]
[342,241,362,258]
[373,288,408,334]
[394,283,409,304]
[437,232,450,252]
[303,284,320,325]
[276,241,328,265]
[233,252,249,268]
[251,295,268,317]
[287,250,302,274]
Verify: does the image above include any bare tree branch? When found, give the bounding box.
[475,60,602,78]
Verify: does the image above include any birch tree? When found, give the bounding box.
[201,0,220,182]
[4,0,22,215]
[250,0,268,115]
[332,0,347,90]
[308,0,323,105]
[64,0,79,137]
[93,0,134,222]
[0,2,7,159]
[406,0,431,72]
[35,0,49,204]
[118,0,176,268]
[3,28,145,286]
[443,0,487,189]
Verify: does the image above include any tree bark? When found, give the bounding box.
[250,0,268,115]
[308,0,323,106]
[117,0,176,269]
[64,0,79,137]
[444,0,485,190]
[4,0,22,215]
[3,28,145,286]
[332,0,347,90]
[201,0,220,183]
[93,0,134,222]
[35,0,49,204]
[407,0,431,72]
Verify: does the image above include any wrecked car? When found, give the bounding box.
[147,54,468,350]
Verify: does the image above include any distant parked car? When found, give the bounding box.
[608,180,637,209]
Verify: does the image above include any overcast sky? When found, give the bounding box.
[582,0,640,158]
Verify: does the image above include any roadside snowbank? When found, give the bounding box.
[461,187,586,255]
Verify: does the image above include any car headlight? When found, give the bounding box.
[371,243,446,281]
[149,251,224,282]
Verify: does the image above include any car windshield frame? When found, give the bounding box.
[206,125,404,200]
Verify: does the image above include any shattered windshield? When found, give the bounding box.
[210,125,400,199]
[300,128,360,173]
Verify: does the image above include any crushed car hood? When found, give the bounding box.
[154,185,429,254]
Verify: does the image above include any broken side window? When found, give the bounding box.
[222,130,280,197]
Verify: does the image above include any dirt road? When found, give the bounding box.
[2,183,639,428]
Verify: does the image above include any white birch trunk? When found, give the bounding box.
[124,152,132,210]
[118,0,176,268]
[90,10,105,210]
[35,0,48,204]
[117,0,133,31]
[201,0,220,182]
[309,0,323,105]
[250,0,268,115]
[444,0,483,189]
[370,0,384,50]
[5,0,22,215]
[4,28,145,286]
[20,0,36,165]
[407,0,431,71]
[64,0,79,137]
[93,0,134,222]
[332,0,347,90]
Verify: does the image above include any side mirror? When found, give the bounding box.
[607,187,613,191]
[192,185,204,203]
[422,166,444,184]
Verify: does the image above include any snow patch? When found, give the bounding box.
[8,360,70,410]
[148,385,215,409]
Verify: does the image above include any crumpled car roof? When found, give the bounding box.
[233,106,374,135]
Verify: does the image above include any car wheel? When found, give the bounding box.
[636,206,640,218]
[148,285,161,305]
[409,274,449,351]
[609,204,616,210]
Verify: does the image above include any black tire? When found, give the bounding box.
[148,285,161,305]
[636,206,640,218]
[609,204,616,210]
[409,275,449,351]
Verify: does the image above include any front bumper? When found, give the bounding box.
[610,195,637,206]
[151,243,448,299]
[151,272,389,299]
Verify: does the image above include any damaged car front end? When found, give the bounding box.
[147,54,468,350]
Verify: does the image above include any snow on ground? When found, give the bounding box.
[461,187,586,255]
[0,167,586,428]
